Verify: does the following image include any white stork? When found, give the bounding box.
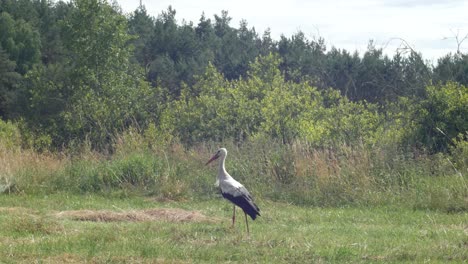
[206,148,260,234]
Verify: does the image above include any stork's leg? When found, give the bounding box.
[232,205,236,227]
[244,212,250,234]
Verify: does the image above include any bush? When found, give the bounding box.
[163,54,385,147]
[449,133,468,173]
[413,82,468,152]
[0,119,21,150]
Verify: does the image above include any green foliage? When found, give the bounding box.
[62,0,132,75]
[434,53,468,86]
[162,53,384,147]
[0,47,22,118]
[413,82,468,152]
[163,63,233,144]
[0,119,21,150]
[377,97,418,148]
[297,89,383,147]
[0,0,467,155]
[450,133,468,172]
[22,0,157,149]
[0,11,41,74]
[278,32,326,83]
[127,6,154,65]
[213,14,263,80]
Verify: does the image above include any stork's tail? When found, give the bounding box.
[245,202,260,220]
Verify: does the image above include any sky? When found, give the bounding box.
[116,0,468,63]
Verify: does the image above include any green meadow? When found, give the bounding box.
[0,193,466,263]
[1,142,467,263]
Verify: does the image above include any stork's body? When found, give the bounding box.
[206,148,260,233]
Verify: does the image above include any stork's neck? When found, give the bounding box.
[218,155,229,180]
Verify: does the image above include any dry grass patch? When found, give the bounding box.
[1,205,219,223]
[0,206,38,214]
[55,208,219,223]
[10,254,180,264]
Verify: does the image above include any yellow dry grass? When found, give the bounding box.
[7,253,181,264]
[55,208,219,223]
[0,147,67,191]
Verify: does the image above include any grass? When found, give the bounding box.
[3,139,466,210]
[0,193,467,263]
[0,135,466,262]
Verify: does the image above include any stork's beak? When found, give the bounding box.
[205,153,219,165]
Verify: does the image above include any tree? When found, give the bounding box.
[128,5,154,68]
[0,48,21,118]
[259,28,276,55]
[212,11,261,80]
[278,32,326,84]
[195,13,217,72]
[26,0,153,148]
[324,47,360,99]
[353,42,390,102]
[0,11,41,74]
[434,53,468,86]
[34,0,71,65]
[146,6,205,98]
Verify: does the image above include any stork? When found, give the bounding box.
[206,148,260,234]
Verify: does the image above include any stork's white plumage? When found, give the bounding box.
[206,148,260,234]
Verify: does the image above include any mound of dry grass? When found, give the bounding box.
[55,208,219,223]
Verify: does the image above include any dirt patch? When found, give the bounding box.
[55,208,218,223]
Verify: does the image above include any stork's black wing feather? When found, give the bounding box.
[222,187,260,220]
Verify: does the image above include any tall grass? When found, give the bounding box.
[0,146,67,194]
[1,131,466,212]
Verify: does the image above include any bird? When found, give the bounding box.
[205,148,260,234]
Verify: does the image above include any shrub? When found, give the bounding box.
[0,119,21,151]
[413,82,468,152]
[449,133,468,173]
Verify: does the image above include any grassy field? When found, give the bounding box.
[0,139,466,263]
[0,193,466,263]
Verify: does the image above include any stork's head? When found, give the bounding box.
[205,148,227,165]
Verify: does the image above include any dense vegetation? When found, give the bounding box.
[0,0,467,211]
